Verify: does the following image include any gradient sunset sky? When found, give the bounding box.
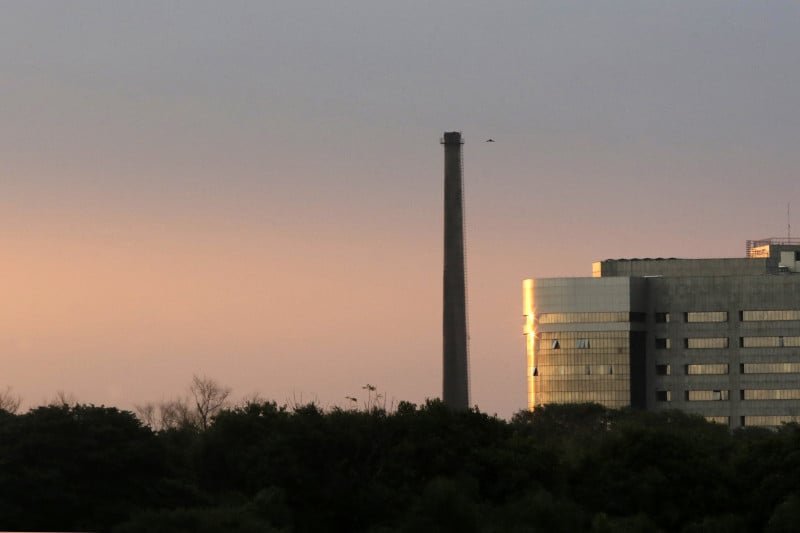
[3,2,800,417]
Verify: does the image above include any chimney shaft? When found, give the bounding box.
[441,131,469,410]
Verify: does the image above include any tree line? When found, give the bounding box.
[1,380,800,532]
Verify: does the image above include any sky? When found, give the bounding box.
[2,2,800,417]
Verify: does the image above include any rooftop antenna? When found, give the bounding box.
[788,202,791,241]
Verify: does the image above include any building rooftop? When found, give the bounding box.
[593,239,800,278]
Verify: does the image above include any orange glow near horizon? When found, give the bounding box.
[0,214,443,411]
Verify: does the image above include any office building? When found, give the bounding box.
[523,238,800,429]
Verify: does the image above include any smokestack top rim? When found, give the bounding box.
[441,131,464,145]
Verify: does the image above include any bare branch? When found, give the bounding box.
[0,386,22,414]
[49,390,77,407]
[134,403,157,428]
[190,375,231,430]
[238,392,265,409]
[134,398,197,431]
[134,376,233,431]
[159,398,197,430]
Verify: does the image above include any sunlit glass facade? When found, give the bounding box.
[524,278,647,411]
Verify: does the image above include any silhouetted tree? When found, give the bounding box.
[0,404,166,531]
[135,375,231,431]
[48,389,77,406]
[2,394,800,531]
[766,492,800,533]
[190,374,231,431]
[113,504,282,533]
[0,386,21,414]
[136,398,197,431]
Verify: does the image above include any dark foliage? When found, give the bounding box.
[0,405,168,531]
[0,401,798,532]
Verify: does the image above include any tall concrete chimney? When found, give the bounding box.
[441,131,470,410]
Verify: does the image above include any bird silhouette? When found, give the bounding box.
[485,138,495,142]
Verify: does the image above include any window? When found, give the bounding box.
[532,330,631,409]
[741,337,777,348]
[552,365,620,376]
[685,337,729,349]
[686,364,729,375]
[743,415,800,427]
[629,312,646,322]
[705,416,729,425]
[742,389,800,400]
[741,310,800,321]
[656,364,671,376]
[655,312,670,323]
[740,336,800,348]
[741,363,800,374]
[655,390,671,402]
[686,390,729,401]
[575,339,590,349]
[538,312,636,324]
[685,311,728,323]
[655,338,671,349]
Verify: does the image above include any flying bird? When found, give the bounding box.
[485,138,495,142]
